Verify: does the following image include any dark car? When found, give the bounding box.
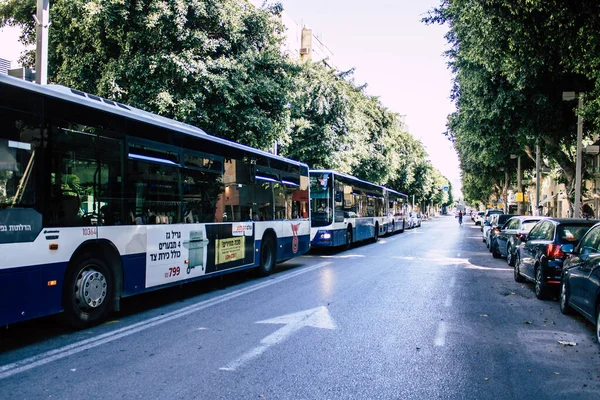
[560,223,600,343]
[514,218,598,299]
[488,214,517,254]
[494,216,545,265]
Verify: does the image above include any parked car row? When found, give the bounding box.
[474,211,600,343]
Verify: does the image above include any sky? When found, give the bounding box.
[279,0,461,195]
[0,0,461,196]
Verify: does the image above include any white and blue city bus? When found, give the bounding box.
[384,188,408,234]
[309,170,387,249]
[0,74,310,328]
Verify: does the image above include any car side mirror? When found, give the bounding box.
[561,244,575,254]
[519,234,528,242]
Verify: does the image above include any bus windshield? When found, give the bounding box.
[310,172,333,227]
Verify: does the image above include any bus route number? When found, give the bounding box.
[165,266,181,278]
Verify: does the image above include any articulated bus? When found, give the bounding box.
[385,188,409,234]
[309,170,389,248]
[0,74,310,328]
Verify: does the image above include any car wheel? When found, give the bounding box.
[507,245,515,266]
[492,241,501,258]
[596,307,600,345]
[514,253,525,282]
[535,266,549,300]
[560,280,573,315]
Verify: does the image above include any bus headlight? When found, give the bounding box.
[320,232,331,240]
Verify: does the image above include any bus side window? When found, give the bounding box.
[182,168,222,223]
[47,125,124,227]
[126,143,181,224]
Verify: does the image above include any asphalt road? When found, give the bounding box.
[1,216,600,399]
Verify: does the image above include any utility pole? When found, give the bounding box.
[536,143,541,212]
[517,156,522,214]
[34,0,50,85]
[574,94,584,218]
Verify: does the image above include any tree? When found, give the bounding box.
[1,0,296,150]
[425,0,600,208]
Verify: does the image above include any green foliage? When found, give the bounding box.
[2,0,295,150]
[1,0,453,204]
[425,0,600,203]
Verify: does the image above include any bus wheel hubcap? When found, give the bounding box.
[76,269,107,310]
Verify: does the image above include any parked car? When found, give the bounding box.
[482,214,496,244]
[409,212,422,228]
[494,216,545,265]
[560,223,600,343]
[482,211,504,242]
[481,209,503,232]
[488,214,517,255]
[514,218,598,299]
[474,211,485,225]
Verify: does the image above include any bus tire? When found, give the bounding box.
[62,255,113,329]
[345,227,353,250]
[256,234,276,277]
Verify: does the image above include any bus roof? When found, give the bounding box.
[0,74,308,169]
[309,169,407,197]
[310,169,383,189]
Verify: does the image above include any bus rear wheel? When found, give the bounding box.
[63,255,113,329]
[345,227,353,250]
[257,235,276,277]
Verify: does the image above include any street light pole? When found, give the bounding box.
[34,0,50,85]
[536,143,541,211]
[574,94,584,218]
[517,156,522,214]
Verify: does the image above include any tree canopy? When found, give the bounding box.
[1,0,452,209]
[425,0,600,206]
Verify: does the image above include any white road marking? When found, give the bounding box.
[0,262,332,380]
[220,306,337,372]
[434,322,448,346]
[444,294,453,308]
[465,266,512,271]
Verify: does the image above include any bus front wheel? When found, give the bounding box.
[257,235,276,277]
[63,255,113,329]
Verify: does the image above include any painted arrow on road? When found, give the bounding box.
[220,306,337,371]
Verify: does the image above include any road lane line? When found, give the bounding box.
[0,262,332,380]
[434,322,447,346]
[444,294,453,308]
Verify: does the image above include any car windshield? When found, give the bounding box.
[557,224,596,244]
[496,214,514,225]
[522,220,541,232]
